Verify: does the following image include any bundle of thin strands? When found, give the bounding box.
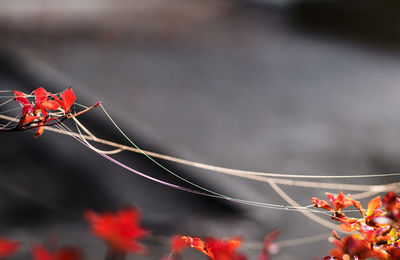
[0,89,398,250]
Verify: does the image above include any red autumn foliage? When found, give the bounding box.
[179,236,246,260]
[32,88,60,120]
[0,238,19,259]
[170,235,189,255]
[13,90,34,119]
[383,192,400,223]
[167,229,279,259]
[329,234,378,260]
[12,87,77,137]
[313,192,400,260]
[51,88,76,114]
[205,237,246,260]
[85,208,148,254]
[312,192,360,222]
[32,244,83,260]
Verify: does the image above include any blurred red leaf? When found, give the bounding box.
[0,238,19,259]
[32,244,82,260]
[85,208,148,254]
[170,235,188,255]
[182,236,246,260]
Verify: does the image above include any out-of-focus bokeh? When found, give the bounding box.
[1,0,400,259]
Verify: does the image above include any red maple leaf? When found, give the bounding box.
[0,238,19,259]
[51,88,76,114]
[13,90,34,118]
[85,208,148,254]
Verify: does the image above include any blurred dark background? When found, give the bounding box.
[1,0,400,259]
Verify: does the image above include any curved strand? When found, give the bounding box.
[60,122,329,214]
[267,179,343,232]
[99,104,400,180]
[0,113,395,194]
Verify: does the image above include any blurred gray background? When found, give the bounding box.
[0,0,400,259]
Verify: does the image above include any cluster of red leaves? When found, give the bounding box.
[0,207,278,260]
[13,87,76,137]
[313,191,400,260]
[166,230,279,260]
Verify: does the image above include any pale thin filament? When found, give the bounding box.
[267,179,343,232]
[72,123,328,212]
[77,108,400,194]
[64,121,330,214]
[72,117,123,154]
[0,107,26,115]
[0,98,13,108]
[0,115,19,129]
[0,104,390,215]
[72,118,371,214]
[0,113,396,194]
[243,232,331,250]
[99,104,400,179]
